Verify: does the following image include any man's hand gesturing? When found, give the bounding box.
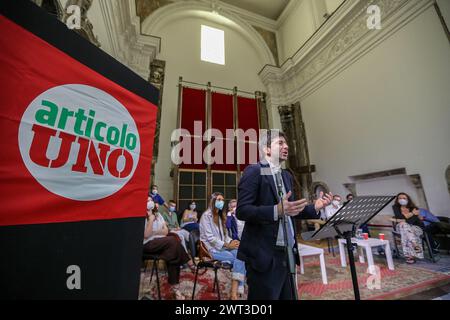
[277,191,308,217]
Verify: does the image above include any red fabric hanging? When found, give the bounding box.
[180,87,206,133]
[179,87,206,169]
[211,92,235,171]
[237,96,259,171]
[178,88,260,171]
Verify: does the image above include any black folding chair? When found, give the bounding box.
[142,253,162,300]
[190,241,232,300]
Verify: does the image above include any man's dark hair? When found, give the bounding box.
[259,129,288,151]
[151,184,158,189]
[168,199,176,204]
[346,193,353,200]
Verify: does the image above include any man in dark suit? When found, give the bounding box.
[236,130,332,300]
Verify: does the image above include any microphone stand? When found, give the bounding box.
[276,172,298,300]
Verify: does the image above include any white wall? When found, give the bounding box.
[277,0,317,63]
[325,0,345,15]
[86,0,113,55]
[277,0,345,64]
[150,13,267,199]
[437,0,450,30]
[301,6,450,216]
[355,175,421,216]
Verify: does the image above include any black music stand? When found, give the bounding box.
[301,196,395,300]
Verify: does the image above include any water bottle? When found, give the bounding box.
[356,229,363,240]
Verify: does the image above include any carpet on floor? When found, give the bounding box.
[139,253,450,300]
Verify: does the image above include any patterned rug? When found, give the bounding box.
[139,253,450,300]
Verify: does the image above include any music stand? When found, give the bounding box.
[301,196,395,300]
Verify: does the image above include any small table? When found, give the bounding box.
[338,238,394,271]
[298,243,328,284]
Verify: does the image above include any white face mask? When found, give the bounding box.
[332,200,340,207]
[152,190,158,195]
[398,199,408,206]
[190,204,196,210]
[147,201,155,211]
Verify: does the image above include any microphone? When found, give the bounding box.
[274,169,283,196]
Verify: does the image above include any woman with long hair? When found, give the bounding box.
[199,192,246,300]
[143,198,195,299]
[392,192,424,264]
[180,200,200,232]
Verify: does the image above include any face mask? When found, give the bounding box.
[147,201,155,211]
[169,206,176,212]
[332,200,340,206]
[190,204,196,210]
[398,199,408,206]
[215,200,224,210]
[152,190,158,195]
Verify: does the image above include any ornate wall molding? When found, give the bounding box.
[408,174,429,210]
[346,167,430,209]
[196,0,279,32]
[259,0,435,108]
[135,0,174,22]
[148,59,166,184]
[97,0,161,79]
[343,183,357,196]
[31,0,63,19]
[311,181,331,196]
[62,0,100,47]
[253,26,279,66]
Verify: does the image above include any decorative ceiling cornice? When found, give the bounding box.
[276,0,305,29]
[259,0,435,107]
[141,0,276,66]
[97,0,161,79]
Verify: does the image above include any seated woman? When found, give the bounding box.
[392,192,425,264]
[181,200,200,232]
[200,193,246,300]
[143,199,194,299]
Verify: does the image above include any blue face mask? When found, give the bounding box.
[215,200,224,210]
[169,206,176,212]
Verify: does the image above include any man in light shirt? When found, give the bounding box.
[321,195,342,220]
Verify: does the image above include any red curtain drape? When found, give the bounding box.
[179,87,206,169]
[211,92,235,171]
[178,87,259,171]
[237,96,259,171]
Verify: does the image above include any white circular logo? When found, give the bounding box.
[18,84,140,201]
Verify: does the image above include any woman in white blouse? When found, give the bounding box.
[143,199,194,299]
[199,193,246,300]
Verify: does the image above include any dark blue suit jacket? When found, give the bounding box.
[236,161,319,273]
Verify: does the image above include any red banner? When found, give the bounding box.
[179,87,206,170]
[0,16,157,226]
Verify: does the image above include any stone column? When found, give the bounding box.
[278,102,314,202]
[148,59,166,186]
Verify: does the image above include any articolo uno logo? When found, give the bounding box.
[18,84,140,201]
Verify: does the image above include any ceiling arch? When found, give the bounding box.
[141,0,276,66]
